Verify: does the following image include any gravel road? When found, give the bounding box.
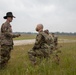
[14,39,76,46]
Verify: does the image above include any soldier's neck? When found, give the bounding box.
[39,29,43,32]
[6,20,10,24]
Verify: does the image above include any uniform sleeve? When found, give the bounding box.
[12,34,19,38]
[33,34,43,49]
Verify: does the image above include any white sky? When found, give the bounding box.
[0,0,76,32]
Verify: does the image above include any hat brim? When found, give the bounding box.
[3,16,15,19]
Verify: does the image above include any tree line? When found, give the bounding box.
[14,32,76,36]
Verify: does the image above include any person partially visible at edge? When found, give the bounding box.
[44,30,54,51]
[44,30,60,64]
[0,12,20,69]
[51,33,58,50]
[28,24,51,65]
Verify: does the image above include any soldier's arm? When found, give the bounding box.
[4,32,21,38]
[12,34,21,38]
[3,32,20,38]
[1,24,20,38]
[33,34,42,49]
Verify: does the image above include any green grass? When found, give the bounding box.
[58,35,76,40]
[14,34,76,40]
[14,34,36,40]
[0,42,76,75]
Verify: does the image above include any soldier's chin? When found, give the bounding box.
[36,28,38,32]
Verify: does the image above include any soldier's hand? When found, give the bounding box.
[16,34,21,37]
[18,34,21,37]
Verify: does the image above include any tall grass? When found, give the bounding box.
[0,43,76,75]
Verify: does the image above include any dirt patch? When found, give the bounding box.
[14,39,76,46]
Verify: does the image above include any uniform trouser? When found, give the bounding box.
[0,45,13,66]
[28,48,50,64]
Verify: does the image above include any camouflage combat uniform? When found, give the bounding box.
[0,21,18,67]
[44,30,54,53]
[48,34,54,52]
[51,35,60,64]
[53,36,58,49]
[28,31,51,65]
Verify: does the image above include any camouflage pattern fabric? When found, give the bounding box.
[53,36,58,49]
[0,21,18,68]
[48,34,54,52]
[1,21,18,45]
[0,45,13,67]
[51,35,60,64]
[28,31,51,65]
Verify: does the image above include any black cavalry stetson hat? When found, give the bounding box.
[3,12,15,19]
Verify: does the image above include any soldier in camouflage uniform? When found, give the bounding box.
[28,24,51,65]
[44,30,60,64]
[0,12,20,68]
[51,33,61,52]
[51,33,61,64]
[44,29,54,51]
[51,33,58,50]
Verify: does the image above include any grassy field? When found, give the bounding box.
[14,34,76,40]
[0,42,76,75]
[58,35,76,40]
[14,34,36,40]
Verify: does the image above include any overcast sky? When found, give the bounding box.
[0,0,76,32]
